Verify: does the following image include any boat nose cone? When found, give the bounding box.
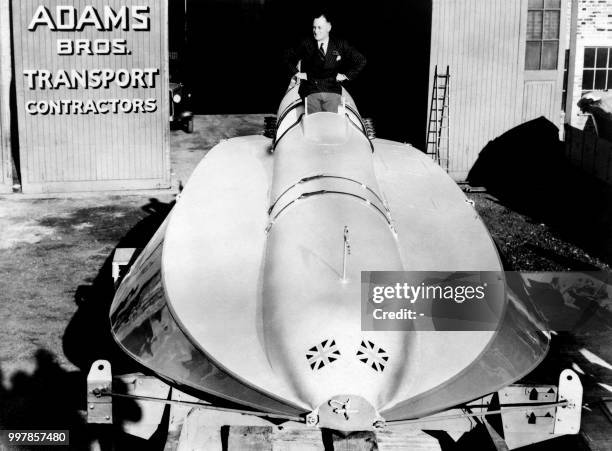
[315,394,383,431]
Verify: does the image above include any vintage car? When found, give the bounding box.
[169,81,193,133]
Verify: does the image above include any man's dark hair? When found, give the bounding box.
[312,11,332,24]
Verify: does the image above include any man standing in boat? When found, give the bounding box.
[284,12,366,113]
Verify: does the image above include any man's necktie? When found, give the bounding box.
[319,43,325,61]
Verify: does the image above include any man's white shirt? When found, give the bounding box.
[318,38,329,55]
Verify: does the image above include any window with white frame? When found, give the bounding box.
[525,0,561,70]
[582,47,612,93]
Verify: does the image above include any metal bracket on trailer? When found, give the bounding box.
[554,369,582,434]
[86,359,171,439]
[87,360,113,424]
[498,368,582,450]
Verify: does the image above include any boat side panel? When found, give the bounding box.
[162,136,313,410]
[109,217,308,416]
[369,142,548,418]
[372,140,502,272]
[381,274,549,420]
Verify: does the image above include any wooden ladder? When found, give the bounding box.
[426,65,450,171]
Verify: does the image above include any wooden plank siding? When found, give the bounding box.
[522,81,556,122]
[0,0,13,192]
[428,0,566,181]
[11,1,170,193]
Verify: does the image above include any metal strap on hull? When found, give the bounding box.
[265,189,392,234]
[273,113,304,151]
[269,174,388,215]
[106,391,304,422]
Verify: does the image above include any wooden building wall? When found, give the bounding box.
[0,0,13,193]
[429,0,567,181]
[11,0,170,193]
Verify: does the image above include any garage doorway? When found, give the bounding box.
[172,0,432,147]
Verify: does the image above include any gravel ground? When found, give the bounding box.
[468,192,611,272]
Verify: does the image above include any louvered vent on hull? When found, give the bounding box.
[305,339,341,370]
[357,340,389,372]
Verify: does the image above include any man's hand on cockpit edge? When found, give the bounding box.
[336,73,348,82]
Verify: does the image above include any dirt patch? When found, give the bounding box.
[0,221,56,249]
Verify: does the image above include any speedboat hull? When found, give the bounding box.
[110,87,549,428]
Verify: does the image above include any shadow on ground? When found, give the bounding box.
[62,198,174,374]
[467,117,612,266]
[0,349,168,450]
[0,198,175,449]
[0,349,89,448]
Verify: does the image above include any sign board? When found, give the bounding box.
[11,1,170,193]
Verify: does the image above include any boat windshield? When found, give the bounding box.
[305,93,362,116]
[303,94,365,133]
[274,91,366,149]
[304,93,343,114]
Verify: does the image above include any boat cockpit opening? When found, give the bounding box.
[274,89,371,151]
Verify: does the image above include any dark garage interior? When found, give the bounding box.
[169,0,432,148]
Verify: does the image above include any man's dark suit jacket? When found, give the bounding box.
[284,36,366,98]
